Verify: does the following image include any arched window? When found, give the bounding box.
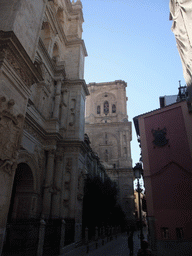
[40,21,52,51]
[104,101,109,115]
[112,104,116,113]
[105,133,108,144]
[97,105,100,114]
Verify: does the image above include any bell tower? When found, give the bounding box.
[85,80,134,226]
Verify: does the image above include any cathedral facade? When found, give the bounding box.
[0,0,108,255]
[85,80,135,226]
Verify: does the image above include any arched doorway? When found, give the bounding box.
[8,163,34,221]
[3,163,38,254]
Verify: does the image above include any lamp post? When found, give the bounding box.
[133,163,144,248]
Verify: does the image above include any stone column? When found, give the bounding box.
[51,150,63,218]
[53,80,62,119]
[42,149,55,219]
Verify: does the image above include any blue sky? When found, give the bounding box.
[82,0,185,166]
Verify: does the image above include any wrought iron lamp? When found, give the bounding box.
[133,163,144,247]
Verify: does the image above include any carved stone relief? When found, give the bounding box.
[63,158,72,207]
[69,98,76,127]
[0,96,24,175]
[77,170,84,201]
[0,40,36,87]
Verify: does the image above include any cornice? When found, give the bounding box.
[63,79,89,96]
[66,38,88,56]
[85,121,132,127]
[88,80,127,88]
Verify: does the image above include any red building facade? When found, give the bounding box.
[134,100,192,255]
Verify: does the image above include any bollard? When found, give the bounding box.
[37,219,46,256]
[110,226,112,241]
[102,226,105,245]
[115,226,117,239]
[60,219,65,255]
[85,227,89,253]
[111,227,114,240]
[95,226,98,249]
[107,226,109,242]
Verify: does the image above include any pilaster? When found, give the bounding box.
[53,79,62,119]
[51,148,64,218]
[42,148,55,219]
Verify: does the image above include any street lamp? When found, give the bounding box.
[133,163,144,248]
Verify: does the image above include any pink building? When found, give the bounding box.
[134,100,192,255]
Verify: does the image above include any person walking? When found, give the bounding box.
[137,240,152,256]
[128,231,134,256]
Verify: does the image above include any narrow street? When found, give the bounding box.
[87,229,147,256]
[65,227,148,256]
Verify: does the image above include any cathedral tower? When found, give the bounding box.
[85,80,134,225]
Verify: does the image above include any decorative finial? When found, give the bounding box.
[179,80,181,87]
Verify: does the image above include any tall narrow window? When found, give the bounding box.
[104,101,109,115]
[112,104,116,113]
[176,228,184,239]
[161,227,169,239]
[124,147,127,154]
[97,105,100,114]
[105,133,108,144]
[105,149,108,162]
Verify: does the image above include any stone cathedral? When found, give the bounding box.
[85,81,134,226]
[0,0,110,255]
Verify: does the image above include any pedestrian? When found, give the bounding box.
[128,231,134,256]
[137,240,152,256]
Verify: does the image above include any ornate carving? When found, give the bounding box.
[77,171,84,201]
[2,44,36,87]
[69,99,76,127]
[66,158,72,171]
[63,158,72,204]
[0,96,24,175]
[152,127,169,147]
